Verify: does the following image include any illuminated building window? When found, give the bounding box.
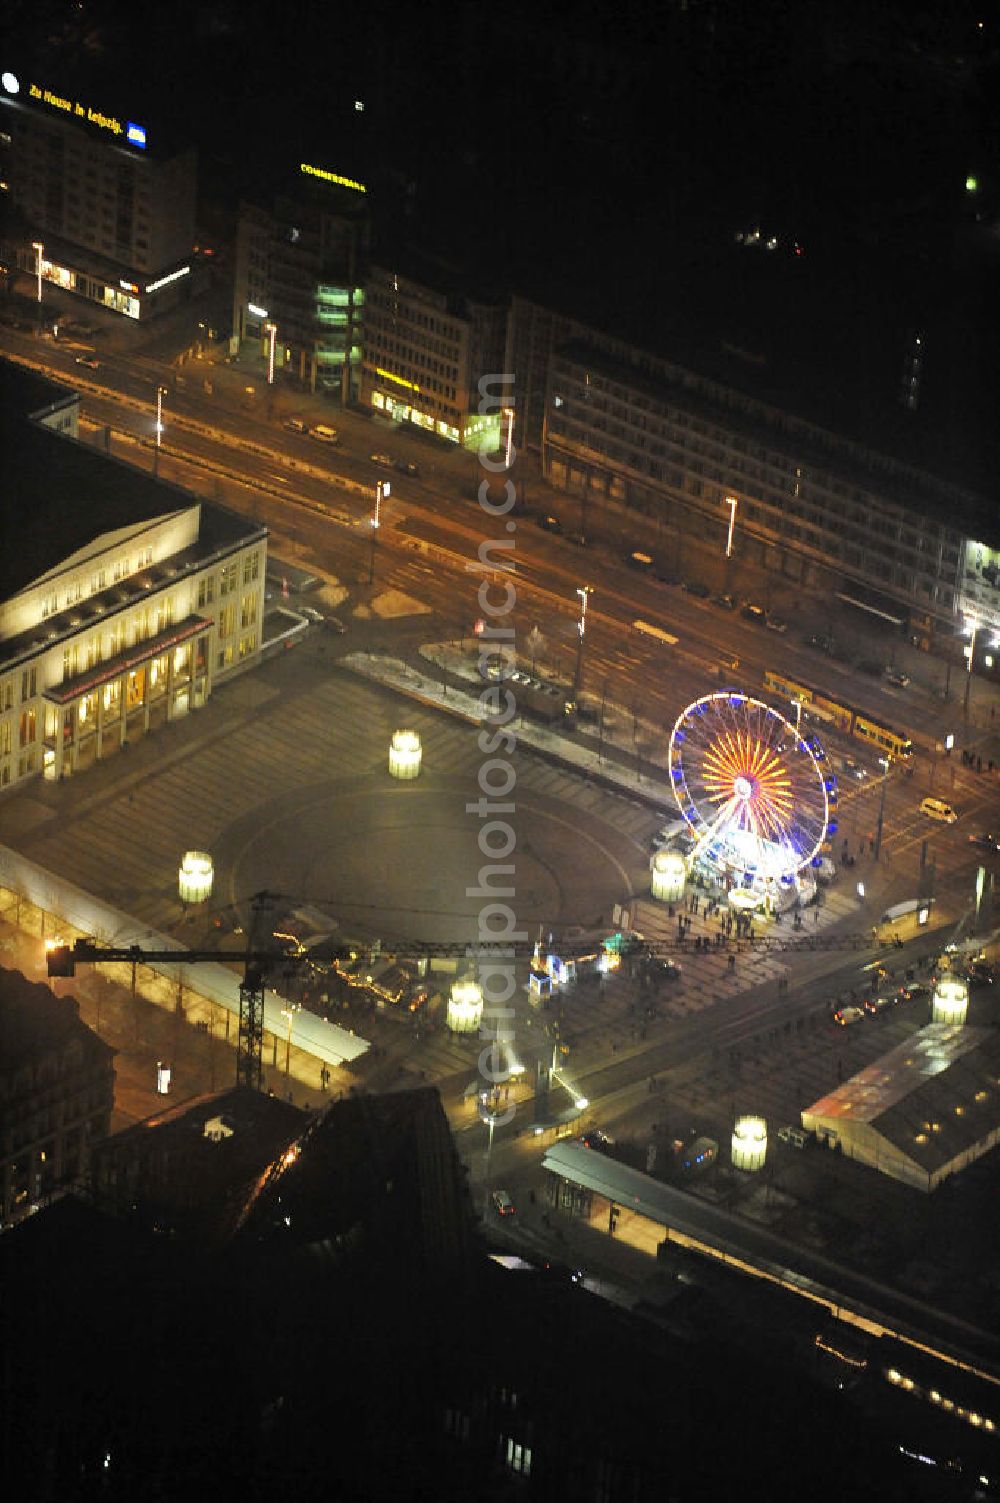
[504,1439,531,1476]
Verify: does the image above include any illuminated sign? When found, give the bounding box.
[144,265,190,294]
[1,72,19,95]
[24,81,146,149]
[247,302,269,319]
[375,366,420,393]
[300,162,367,194]
[119,278,138,293]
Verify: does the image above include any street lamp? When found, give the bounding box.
[572,585,593,703]
[368,478,389,586]
[724,494,738,558]
[873,755,890,861]
[502,405,515,469]
[156,385,167,447]
[265,321,277,385]
[792,696,804,736]
[280,1005,296,1081]
[32,240,43,304]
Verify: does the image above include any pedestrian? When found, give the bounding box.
[728,953,736,971]
[814,908,819,925]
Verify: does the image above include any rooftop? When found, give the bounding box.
[803,1023,1000,1171]
[0,359,264,610]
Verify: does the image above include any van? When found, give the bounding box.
[919,797,958,825]
[310,424,339,444]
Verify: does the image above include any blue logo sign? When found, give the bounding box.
[126,121,147,149]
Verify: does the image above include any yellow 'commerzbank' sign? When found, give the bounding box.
[26,82,146,147]
[300,162,367,194]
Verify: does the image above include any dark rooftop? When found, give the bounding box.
[0,965,114,1073]
[0,359,263,606]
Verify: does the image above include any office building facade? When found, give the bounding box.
[0,69,197,320]
[232,163,368,399]
[506,296,999,643]
[0,362,266,792]
[361,262,507,449]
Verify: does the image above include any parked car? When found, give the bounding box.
[840,757,869,781]
[394,459,420,476]
[883,669,910,688]
[683,580,709,598]
[649,957,682,981]
[370,451,393,467]
[310,424,339,444]
[538,514,563,534]
[833,1006,865,1027]
[283,416,308,433]
[864,993,897,1016]
[899,981,931,1003]
[765,615,789,634]
[919,796,958,824]
[566,531,589,548]
[741,603,767,624]
[581,1130,615,1152]
[968,832,1000,851]
[711,593,737,610]
[491,1189,516,1217]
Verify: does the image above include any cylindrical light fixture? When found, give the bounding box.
[178,850,214,904]
[932,977,969,1026]
[447,980,483,1034]
[389,729,421,779]
[731,1114,767,1172]
[650,850,687,903]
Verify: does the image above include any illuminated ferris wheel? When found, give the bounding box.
[667,692,835,883]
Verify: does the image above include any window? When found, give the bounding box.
[0,721,10,755]
[219,562,238,597]
[240,591,257,629]
[217,643,234,671]
[218,604,236,638]
[62,646,79,682]
[505,1439,531,1477]
[197,575,215,608]
[242,550,260,584]
[238,632,257,660]
[1,680,12,712]
[21,668,37,701]
[19,709,36,747]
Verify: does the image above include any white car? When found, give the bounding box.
[370,452,393,468]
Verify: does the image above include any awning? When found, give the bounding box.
[43,615,212,705]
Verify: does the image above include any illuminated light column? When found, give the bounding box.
[446,980,483,1034]
[932,977,968,1026]
[156,385,167,447]
[32,240,43,303]
[724,494,738,558]
[650,850,687,903]
[178,850,214,904]
[572,585,593,703]
[731,1115,767,1172]
[388,729,421,779]
[368,478,388,586]
[963,618,979,720]
[266,321,277,385]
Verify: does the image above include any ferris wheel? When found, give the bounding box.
[667,692,835,882]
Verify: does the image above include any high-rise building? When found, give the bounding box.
[232,161,368,400]
[0,68,197,320]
